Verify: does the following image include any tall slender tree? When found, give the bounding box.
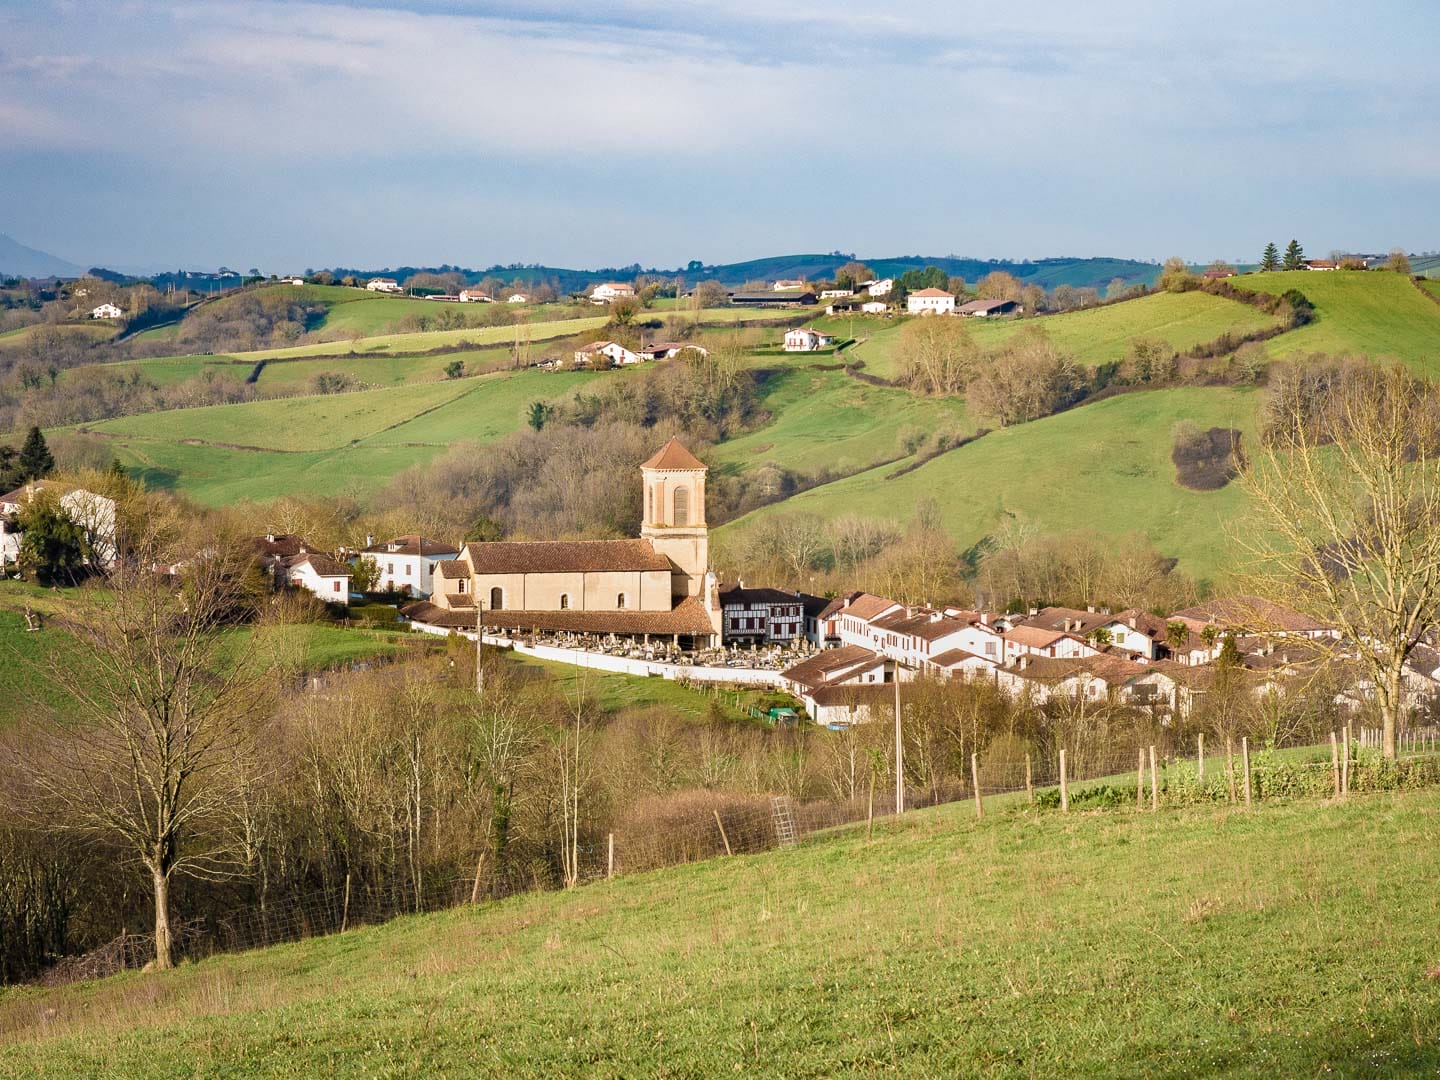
[1260,242,1281,273]
[1282,239,1305,271]
[17,426,54,483]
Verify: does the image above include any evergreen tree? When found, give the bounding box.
[17,495,88,585]
[1282,239,1305,271]
[1260,242,1280,273]
[0,445,19,493]
[17,426,54,482]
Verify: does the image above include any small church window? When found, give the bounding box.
[490,586,503,610]
[617,593,627,609]
[673,485,690,527]
[559,593,570,609]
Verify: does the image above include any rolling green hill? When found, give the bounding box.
[1227,270,1440,372]
[835,290,1279,380]
[6,786,1439,1073]
[720,386,1258,584]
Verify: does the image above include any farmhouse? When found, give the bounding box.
[820,289,853,299]
[1304,260,1339,271]
[772,278,808,291]
[408,438,723,647]
[358,535,460,597]
[783,327,837,352]
[1201,269,1237,280]
[506,293,531,304]
[0,480,118,568]
[861,301,889,314]
[253,533,351,605]
[906,288,956,315]
[89,303,123,319]
[366,277,402,293]
[459,288,493,303]
[865,278,894,297]
[590,282,636,304]
[574,341,641,366]
[639,342,708,361]
[284,277,306,286]
[956,298,1021,318]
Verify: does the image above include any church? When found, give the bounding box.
[405,438,723,647]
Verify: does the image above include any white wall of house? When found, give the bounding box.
[359,549,456,596]
[287,562,350,605]
[906,293,955,315]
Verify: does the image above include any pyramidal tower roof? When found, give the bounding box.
[640,437,706,471]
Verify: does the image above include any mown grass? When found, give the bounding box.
[243,316,611,360]
[720,386,1258,584]
[5,786,1440,1074]
[1228,270,1440,372]
[833,291,1279,381]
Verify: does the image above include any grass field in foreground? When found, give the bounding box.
[1228,270,1440,372]
[720,385,1259,584]
[832,290,1280,380]
[6,787,1440,1073]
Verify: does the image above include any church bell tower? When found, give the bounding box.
[639,438,710,601]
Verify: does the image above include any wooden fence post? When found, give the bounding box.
[1225,738,1237,804]
[341,872,351,933]
[714,810,733,857]
[867,772,875,840]
[1149,745,1159,811]
[607,833,615,879]
[1330,731,1341,799]
[972,752,984,820]
[470,853,486,904]
[1341,725,1350,796]
[1198,732,1205,783]
[1241,736,1252,806]
[1059,749,1069,813]
[1025,754,1033,804]
[1136,747,1145,810]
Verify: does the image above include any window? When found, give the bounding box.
[490,586,503,610]
[387,562,394,575]
[333,581,341,593]
[559,594,570,609]
[617,593,627,609]
[673,485,690,527]
[985,642,996,656]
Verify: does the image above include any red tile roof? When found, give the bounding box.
[363,535,458,557]
[463,538,670,574]
[640,438,706,471]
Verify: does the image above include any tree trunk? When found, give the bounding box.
[151,866,173,970]
[1383,662,1403,760]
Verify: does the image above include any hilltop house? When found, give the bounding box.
[906,288,956,315]
[574,341,641,366]
[956,298,1021,318]
[358,535,460,596]
[865,278,894,297]
[459,288,493,303]
[783,327,837,352]
[590,282,636,304]
[772,278,808,291]
[1304,260,1339,271]
[366,277,402,293]
[820,289,853,299]
[89,303,123,319]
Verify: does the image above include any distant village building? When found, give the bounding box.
[820,289,853,299]
[506,293,531,304]
[1200,269,1236,281]
[639,342,708,361]
[1304,260,1339,271]
[956,298,1021,318]
[783,327,837,352]
[358,535,460,597]
[89,302,123,319]
[906,288,956,315]
[865,278,894,297]
[574,340,641,366]
[772,278,808,291]
[590,282,637,304]
[0,480,118,568]
[729,290,817,308]
[366,277,402,293]
[409,439,724,647]
[861,301,889,314]
[719,584,807,645]
[284,277,306,286]
[459,288,493,303]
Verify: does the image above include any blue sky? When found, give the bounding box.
[1,0,1435,272]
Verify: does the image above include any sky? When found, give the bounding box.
[1,0,1436,272]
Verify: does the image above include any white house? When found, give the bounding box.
[820,289,853,299]
[506,293,531,304]
[459,288,493,303]
[358,535,460,597]
[284,277,306,286]
[573,341,641,366]
[0,480,119,569]
[719,584,806,645]
[865,278,894,297]
[906,288,956,315]
[278,552,351,605]
[90,303,123,320]
[783,327,837,352]
[638,342,709,361]
[366,277,402,293]
[772,278,808,291]
[590,282,636,304]
[861,301,889,314]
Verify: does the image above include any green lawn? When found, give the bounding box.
[833,291,1279,381]
[720,386,1259,585]
[714,366,971,478]
[244,316,610,360]
[7,786,1440,1073]
[1227,270,1440,372]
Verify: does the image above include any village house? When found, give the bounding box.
[956,298,1022,318]
[772,278,808,291]
[803,594,844,649]
[459,288,493,303]
[719,584,806,645]
[1201,269,1237,281]
[574,341,641,366]
[861,301,889,314]
[253,534,350,605]
[506,293,531,303]
[358,535,460,596]
[779,644,901,727]
[89,302,123,319]
[819,288,853,299]
[906,288,956,315]
[1169,597,1339,642]
[865,278,894,297]
[366,277,402,293]
[407,439,724,648]
[783,327,837,352]
[638,342,708,361]
[0,480,118,569]
[284,277,306,286]
[1304,260,1339,271]
[590,282,637,304]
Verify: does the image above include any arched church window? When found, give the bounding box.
[673,485,690,527]
[489,586,503,610]
[617,593,627,609]
[559,593,570,609]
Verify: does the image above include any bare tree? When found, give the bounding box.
[25,545,273,968]
[1237,364,1440,758]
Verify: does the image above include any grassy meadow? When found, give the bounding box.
[5,785,1440,1073]
[720,386,1258,584]
[1228,270,1440,372]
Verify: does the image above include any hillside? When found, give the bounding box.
[5,788,1440,1073]
[0,233,84,278]
[1227,270,1440,373]
[719,386,1258,585]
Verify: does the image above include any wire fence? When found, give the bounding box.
[31,724,1440,987]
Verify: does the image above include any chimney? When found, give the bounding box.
[1129,617,1137,630]
[365,534,375,547]
[1020,655,1031,670]
[980,612,990,626]
[266,533,276,543]
[1087,605,1095,614]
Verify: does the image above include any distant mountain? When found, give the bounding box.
[0,233,85,278]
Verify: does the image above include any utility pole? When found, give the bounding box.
[894,675,905,814]
[475,600,485,696]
